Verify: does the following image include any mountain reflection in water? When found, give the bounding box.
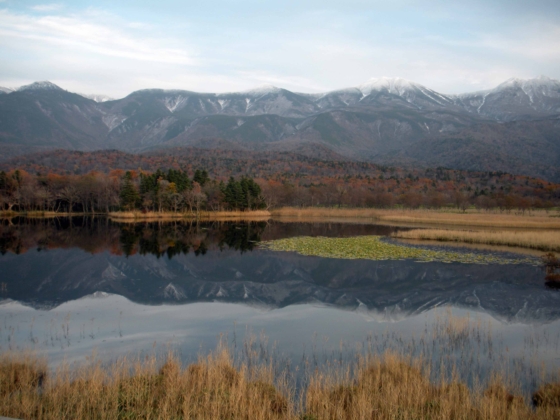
[0,218,557,325]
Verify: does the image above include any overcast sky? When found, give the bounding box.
[0,0,559,97]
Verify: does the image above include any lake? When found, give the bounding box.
[1,217,559,394]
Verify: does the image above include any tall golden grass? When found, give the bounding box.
[0,347,293,420]
[108,210,271,222]
[305,352,558,420]
[273,207,560,229]
[393,229,560,252]
[1,211,69,218]
[2,348,560,419]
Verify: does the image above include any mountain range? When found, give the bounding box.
[1,76,559,180]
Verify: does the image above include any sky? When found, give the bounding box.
[0,0,559,98]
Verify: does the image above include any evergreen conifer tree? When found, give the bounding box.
[120,171,140,210]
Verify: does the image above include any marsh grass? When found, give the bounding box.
[1,211,69,219]
[393,229,560,252]
[0,346,294,420]
[2,307,560,419]
[108,210,271,222]
[260,235,537,265]
[2,348,560,419]
[304,352,556,420]
[272,207,560,229]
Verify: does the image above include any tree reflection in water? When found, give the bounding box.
[0,217,268,257]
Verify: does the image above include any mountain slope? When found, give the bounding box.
[453,76,560,121]
[384,115,560,180]
[0,82,109,156]
[1,77,560,180]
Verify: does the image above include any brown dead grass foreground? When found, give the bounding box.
[393,229,560,252]
[2,349,560,420]
[272,207,560,229]
[0,348,292,420]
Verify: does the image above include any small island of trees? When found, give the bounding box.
[0,169,265,216]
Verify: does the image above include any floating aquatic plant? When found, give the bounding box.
[260,236,537,265]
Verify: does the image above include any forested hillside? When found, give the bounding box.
[1,147,559,213]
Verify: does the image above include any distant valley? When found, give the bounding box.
[1,77,559,180]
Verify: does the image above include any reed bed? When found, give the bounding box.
[0,210,18,218]
[272,207,560,229]
[1,211,71,219]
[0,346,293,420]
[1,348,559,420]
[393,229,560,252]
[1,309,559,419]
[108,210,271,222]
[305,352,560,420]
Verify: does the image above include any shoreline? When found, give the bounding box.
[392,228,560,253]
[107,209,272,222]
[3,207,560,254]
[3,207,560,226]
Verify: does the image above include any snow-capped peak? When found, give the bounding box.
[491,76,560,103]
[79,93,114,103]
[0,87,14,94]
[494,75,559,92]
[245,84,282,96]
[18,81,63,92]
[358,77,420,97]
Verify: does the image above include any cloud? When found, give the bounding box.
[0,1,559,97]
[30,3,63,12]
[127,22,153,30]
[0,9,196,66]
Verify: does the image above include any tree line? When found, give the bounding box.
[0,167,558,214]
[0,169,265,214]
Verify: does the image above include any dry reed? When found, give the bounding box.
[108,210,271,222]
[2,348,560,419]
[393,229,560,252]
[272,207,560,229]
[0,347,293,420]
[305,352,545,420]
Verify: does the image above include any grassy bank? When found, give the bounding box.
[108,210,271,222]
[1,349,559,420]
[272,207,560,229]
[0,211,81,218]
[5,208,560,229]
[393,229,560,252]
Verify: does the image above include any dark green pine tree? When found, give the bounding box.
[193,169,209,187]
[120,171,140,210]
[0,171,7,192]
[224,177,244,210]
[167,169,191,192]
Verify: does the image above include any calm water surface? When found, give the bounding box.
[0,217,559,393]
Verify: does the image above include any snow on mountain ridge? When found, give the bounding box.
[358,77,421,97]
[244,84,282,96]
[11,76,560,100]
[18,81,63,91]
[490,76,560,96]
[79,93,114,103]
